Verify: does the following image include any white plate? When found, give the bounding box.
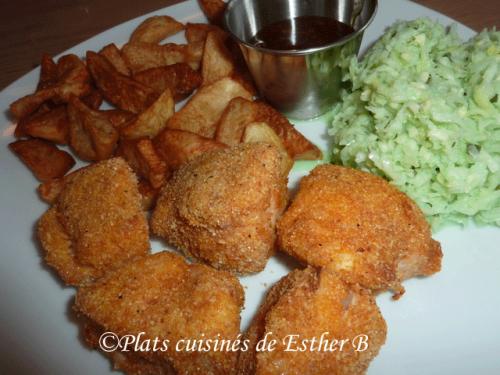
[0,0,498,374]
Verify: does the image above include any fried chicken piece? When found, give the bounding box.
[277,165,442,296]
[151,143,288,274]
[37,158,149,285]
[238,266,387,375]
[75,251,244,375]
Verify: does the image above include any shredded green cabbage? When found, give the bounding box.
[328,18,500,229]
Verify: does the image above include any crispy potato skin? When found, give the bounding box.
[37,158,150,285]
[238,266,387,375]
[9,139,75,181]
[129,15,184,44]
[153,128,227,171]
[75,251,244,375]
[277,165,442,294]
[151,143,288,274]
[86,51,158,114]
[214,98,322,160]
[133,63,201,101]
[166,77,254,138]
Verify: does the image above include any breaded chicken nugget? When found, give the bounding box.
[75,251,244,375]
[238,266,386,375]
[38,158,149,285]
[277,165,442,295]
[151,143,288,274]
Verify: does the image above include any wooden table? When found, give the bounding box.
[0,0,497,90]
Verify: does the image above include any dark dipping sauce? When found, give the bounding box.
[249,15,355,50]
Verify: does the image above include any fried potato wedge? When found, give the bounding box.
[133,63,201,101]
[167,77,254,138]
[67,97,119,161]
[215,97,256,145]
[121,42,188,73]
[101,109,136,129]
[53,54,93,102]
[10,89,55,121]
[185,23,225,72]
[216,98,321,160]
[130,15,184,44]
[81,89,104,110]
[86,51,158,113]
[98,43,130,76]
[199,0,226,26]
[16,106,69,144]
[253,101,322,160]
[9,139,75,182]
[202,31,235,86]
[153,129,226,170]
[121,89,174,140]
[37,53,58,91]
[185,23,221,44]
[117,138,168,189]
[10,54,92,119]
[242,122,294,177]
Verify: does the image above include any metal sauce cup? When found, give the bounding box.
[224,0,378,120]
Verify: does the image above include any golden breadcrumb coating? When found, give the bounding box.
[238,266,386,375]
[75,251,244,375]
[37,158,149,285]
[277,165,442,295]
[151,143,288,274]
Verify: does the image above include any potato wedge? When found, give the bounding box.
[10,54,91,119]
[81,89,103,110]
[153,128,226,170]
[9,139,75,182]
[199,0,226,26]
[252,101,323,160]
[121,42,188,73]
[37,53,58,91]
[86,51,158,113]
[130,16,184,44]
[216,98,321,160]
[99,43,130,76]
[242,122,294,176]
[133,63,201,101]
[185,23,221,44]
[117,138,168,189]
[185,23,224,70]
[16,106,69,144]
[101,109,136,129]
[214,97,255,146]
[10,90,55,121]
[67,97,119,161]
[52,54,93,103]
[167,77,253,138]
[121,89,174,140]
[202,31,235,86]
